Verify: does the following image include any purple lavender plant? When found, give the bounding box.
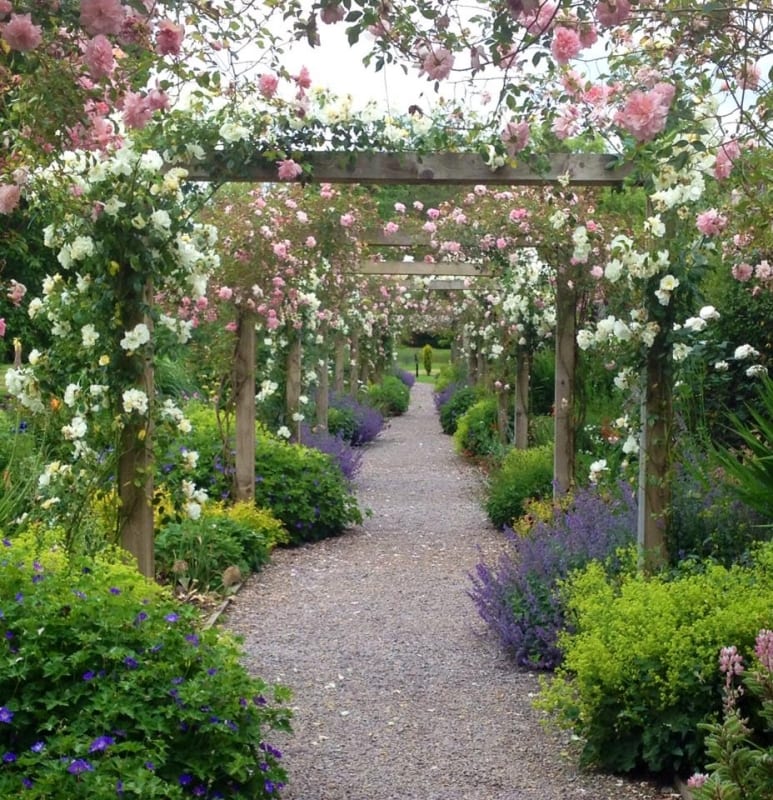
[394,368,416,389]
[329,393,384,446]
[433,381,458,411]
[296,423,363,482]
[469,483,636,670]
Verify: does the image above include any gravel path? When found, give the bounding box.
[226,383,676,800]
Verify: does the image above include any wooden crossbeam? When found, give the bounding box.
[356,260,492,277]
[188,151,629,186]
[426,278,468,290]
[363,230,431,247]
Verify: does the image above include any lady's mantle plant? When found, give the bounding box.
[0,529,292,799]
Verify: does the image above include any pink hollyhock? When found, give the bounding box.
[122,91,152,129]
[501,120,530,155]
[595,0,631,27]
[0,183,21,214]
[3,13,43,51]
[155,19,184,56]
[551,27,582,64]
[294,66,311,89]
[80,0,125,37]
[320,4,345,24]
[615,83,674,142]
[259,73,279,98]
[421,46,454,81]
[519,1,558,35]
[83,34,115,79]
[696,208,727,236]
[276,159,302,181]
[715,140,740,179]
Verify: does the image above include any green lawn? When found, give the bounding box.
[395,346,451,384]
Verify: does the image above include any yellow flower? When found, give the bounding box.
[108,261,120,276]
[98,354,110,366]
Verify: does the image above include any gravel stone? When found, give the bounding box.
[225,382,678,800]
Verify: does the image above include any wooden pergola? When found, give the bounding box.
[126,150,668,576]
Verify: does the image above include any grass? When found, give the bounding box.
[395,346,451,384]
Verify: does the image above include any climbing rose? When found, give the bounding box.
[595,0,631,27]
[0,184,21,214]
[80,0,125,37]
[715,140,741,179]
[551,27,582,64]
[320,4,345,24]
[421,46,454,81]
[0,2,11,15]
[122,92,153,129]
[2,13,42,51]
[501,120,530,155]
[277,159,303,181]
[294,66,312,89]
[83,34,115,79]
[615,83,674,142]
[155,19,184,56]
[519,1,557,34]
[696,209,727,236]
[259,73,279,98]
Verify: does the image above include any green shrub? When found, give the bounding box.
[484,445,554,528]
[155,508,276,592]
[453,395,500,459]
[434,362,466,393]
[422,344,433,376]
[327,405,357,442]
[0,528,292,799]
[439,385,478,435]
[537,542,773,776]
[254,435,362,545]
[529,414,554,447]
[366,375,410,417]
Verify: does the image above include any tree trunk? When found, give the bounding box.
[638,337,672,572]
[286,331,302,435]
[554,272,576,495]
[514,350,530,449]
[118,279,154,577]
[496,388,509,444]
[334,336,346,395]
[233,309,256,503]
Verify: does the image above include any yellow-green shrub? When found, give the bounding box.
[206,501,289,549]
[537,542,773,776]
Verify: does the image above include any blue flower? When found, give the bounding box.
[22,777,33,789]
[179,773,193,786]
[67,758,94,775]
[123,657,139,670]
[89,735,115,753]
[83,671,96,681]
[134,611,148,625]
[3,751,17,763]
[0,706,13,724]
[164,612,179,623]
[185,633,200,647]
[30,742,45,753]
[109,587,121,595]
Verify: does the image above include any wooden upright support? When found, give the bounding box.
[233,310,256,502]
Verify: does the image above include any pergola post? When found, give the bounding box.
[349,333,360,398]
[554,268,576,495]
[233,309,256,503]
[514,349,530,450]
[118,278,155,578]
[286,331,302,435]
[334,336,346,395]
[315,325,330,430]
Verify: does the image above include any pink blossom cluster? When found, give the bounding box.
[754,629,773,673]
[696,209,727,236]
[615,82,675,142]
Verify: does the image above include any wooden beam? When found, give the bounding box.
[188,152,630,186]
[356,260,492,277]
[363,230,431,247]
[426,278,468,290]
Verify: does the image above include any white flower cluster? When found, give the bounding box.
[122,388,149,415]
[182,479,208,520]
[120,323,151,354]
[160,399,192,433]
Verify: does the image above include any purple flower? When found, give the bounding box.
[193,786,206,797]
[144,761,155,771]
[123,656,139,670]
[89,735,115,753]
[185,633,200,647]
[67,758,94,775]
[179,773,193,786]
[164,613,179,623]
[109,587,121,595]
[30,742,45,753]
[82,671,96,681]
[3,751,17,763]
[207,667,218,676]
[14,592,23,603]
[2,539,10,547]
[73,590,86,600]
[0,706,13,724]
[265,780,276,793]
[134,611,148,625]
[22,777,33,789]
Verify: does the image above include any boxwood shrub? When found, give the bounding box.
[0,529,292,799]
[366,376,410,417]
[437,385,478,435]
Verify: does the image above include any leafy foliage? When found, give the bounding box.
[253,435,362,545]
[296,422,363,482]
[484,445,554,528]
[470,484,636,670]
[453,396,501,459]
[538,542,773,776]
[365,375,410,417]
[436,384,479,435]
[328,392,384,446]
[0,529,292,799]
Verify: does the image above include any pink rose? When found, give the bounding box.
[339,213,354,228]
[83,34,115,79]
[276,159,303,181]
[715,140,741,179]
[551,26,582,64]
[0,183,21,214]
[383,221,399,235]
[7,280,26,306]
[224,321,238,332]
[518,1,558,35]
[501,120,530,155]
[294,66,311,89]
[320,4,345,24]
[696,209,727,236]
[259,72,279,99]
[80,0,125,37]
[420,46,454,81]
[122,91,152,129]
[218,286,234,301]
[3,13,43,51]
[615,83,674,142]
[0,2,12,17]
[155,19,184,56]
[595,0,631,27]
[732,262,753,282]
[0,318,5,337]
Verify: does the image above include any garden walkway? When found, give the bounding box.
[226,383,674,800]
